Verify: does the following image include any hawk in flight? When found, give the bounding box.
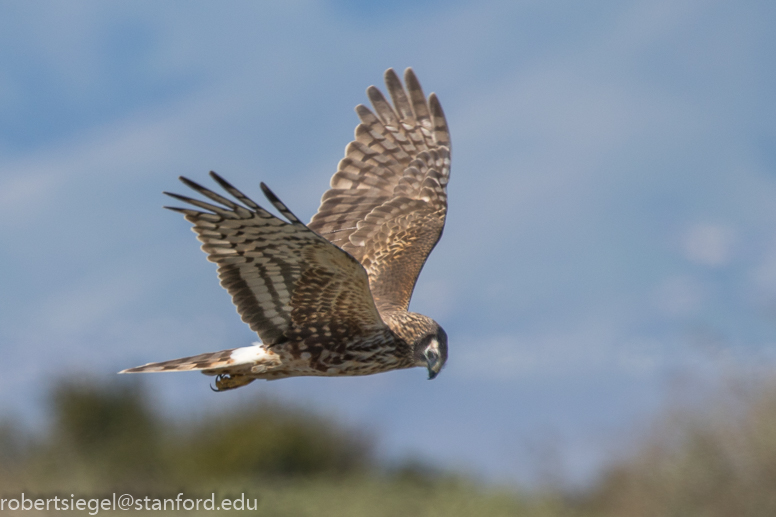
[122,68,451,391]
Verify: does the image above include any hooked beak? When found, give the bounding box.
[423,337,444,380]
[427,358,441,380]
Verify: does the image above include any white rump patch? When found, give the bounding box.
[230,343,270,365]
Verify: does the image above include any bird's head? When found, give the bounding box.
[413,324,448,380]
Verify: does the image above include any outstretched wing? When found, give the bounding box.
[308,68,451,313]
[166,172,387,346]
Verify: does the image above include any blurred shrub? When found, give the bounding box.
[11,377,372,489]
[166,399,373,482]
[586,377,776,517]
[46,379,164,485]
[0,420,29,480]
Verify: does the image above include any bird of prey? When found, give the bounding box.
[121,68,451,391]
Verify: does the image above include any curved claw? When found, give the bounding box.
[210,372,256,392]
[210,374,228,392]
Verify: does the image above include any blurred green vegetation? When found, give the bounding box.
[3,375,776,515]
[583,377,776,517]
[0,378,552,515]
[167,398,371,483]
[1,378,375,492]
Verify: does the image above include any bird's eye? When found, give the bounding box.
[426,350,439,361]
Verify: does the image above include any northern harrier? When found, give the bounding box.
[122,69,451,391]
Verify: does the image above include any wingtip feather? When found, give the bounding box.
[260,183,303,225]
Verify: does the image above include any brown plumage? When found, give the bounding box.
[121,68,451,391]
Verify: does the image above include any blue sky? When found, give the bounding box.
[1,0,776,485]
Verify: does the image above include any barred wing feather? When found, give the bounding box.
[165,172,386,347]
[308,68,451,313]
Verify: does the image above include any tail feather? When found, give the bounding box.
[120,348,242,374]
[120,344,284,394]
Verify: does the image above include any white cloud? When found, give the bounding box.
[0,171,64,217]
[450,313,673,381]
[38,268,149,337]
[653,275,706,317]
[682,223,736,267]
[747,242,776,305]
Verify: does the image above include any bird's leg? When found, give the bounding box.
[211,373,256,392]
